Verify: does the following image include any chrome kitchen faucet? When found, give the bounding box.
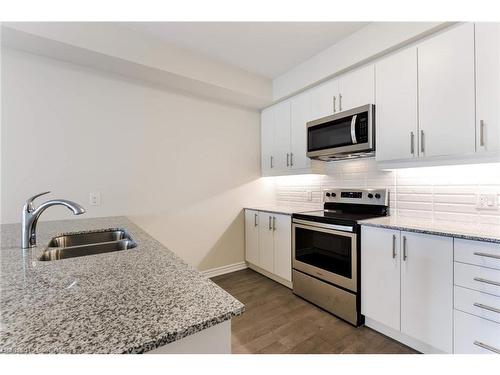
[21,191,86,248]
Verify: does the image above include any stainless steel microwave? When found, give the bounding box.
[306,104,375,161]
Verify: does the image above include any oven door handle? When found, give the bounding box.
[292,219,355,233]
[350,115,358,144]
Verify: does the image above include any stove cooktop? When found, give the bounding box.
[292,188,389,226]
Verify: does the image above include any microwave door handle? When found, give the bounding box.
[350,115,357,144]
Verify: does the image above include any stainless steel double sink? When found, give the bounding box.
[39,229,137,261]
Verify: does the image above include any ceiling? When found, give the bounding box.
[121,22,369,78]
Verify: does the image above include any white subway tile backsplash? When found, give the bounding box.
[273,160,500,228]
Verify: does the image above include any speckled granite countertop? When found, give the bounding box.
[0,216,244,354]
[360,216,500,244]
[245,204,321,215]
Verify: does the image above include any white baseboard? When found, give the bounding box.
[201,261,247,278]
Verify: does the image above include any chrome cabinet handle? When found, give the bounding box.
[273,216,276,231]
[474,252,500,260]
[286,153,290,167]
[480,120,485,147]
[339,94,342,112]
[270,156,274,169]
[402,236,407,261]
[254,213,258,227]
[333,96,337,113]
[474,277,500,287]
[410,132,415,155]
[268,216,272,230]
[392,234,397,259]
[290,153,294,167]
[420,130,425,153]
[473,302,500,314]
[473,341,500,354]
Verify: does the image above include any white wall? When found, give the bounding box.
[273,22,447,100]
[0,48,275,270]
[273,159,500,230]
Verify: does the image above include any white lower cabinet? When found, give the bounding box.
[361,227,401,331]
[454,310,500,354]
[361,226,453,353]
[453,238,500,354]
[400,231,453,353]
[244,210,259,265]
[244,209,292,286]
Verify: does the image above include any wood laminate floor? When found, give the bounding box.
[212,269,417,354]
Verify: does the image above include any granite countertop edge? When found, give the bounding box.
[360,219,500,244]
[0,216,244,354]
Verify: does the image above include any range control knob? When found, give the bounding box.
[325,192,331,197]
[331,193,336,197]
[367,193,374,199]
[375,193,381,199]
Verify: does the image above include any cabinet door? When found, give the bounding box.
[401,231,453,353]
[375,48,418,161]
[273,214,292,282]
[244,210,259,265]
[338,65,375,112]
[309,78,339,119]
[290,92,312,170]
[361,226,401,331]
[418,23,475,158]
[258,213,274,273]
[273,100,291,171]
[475,22,500,153]
[261,108,274,175]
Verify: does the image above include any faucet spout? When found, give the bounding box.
[21,193,86,249]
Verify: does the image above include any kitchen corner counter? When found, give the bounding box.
[245,205,320,215]
[360,216,500,244]
[0,216,244,354]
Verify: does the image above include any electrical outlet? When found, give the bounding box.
[306,190,313,201]
[476,193,498,210]
[89,192,101,206]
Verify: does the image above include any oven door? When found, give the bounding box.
[306,104,373,159]
[292,220,357,292]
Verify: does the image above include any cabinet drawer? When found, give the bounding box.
[455,239,500,270]
[454,309,500,354]
[454,262,500,297]
[454,286,500,324]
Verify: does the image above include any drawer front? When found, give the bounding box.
[454,286,500,324]
[454,262,500,297]
[455,239,500,270]
[454,309,500,354]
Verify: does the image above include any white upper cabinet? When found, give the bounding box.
[290,92,312,170]
[475,22,500,153]
[260,107,274,175]
[273,100,292,171]
[309,78,339,120]
[400,231,453,353]
[417,23,476,158]
[338,65,375,111]
[375,48,418,161]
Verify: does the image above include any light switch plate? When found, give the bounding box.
[89,192,101,206]
[476,193,498,210]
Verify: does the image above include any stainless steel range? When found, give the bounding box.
[292,188,388,326]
